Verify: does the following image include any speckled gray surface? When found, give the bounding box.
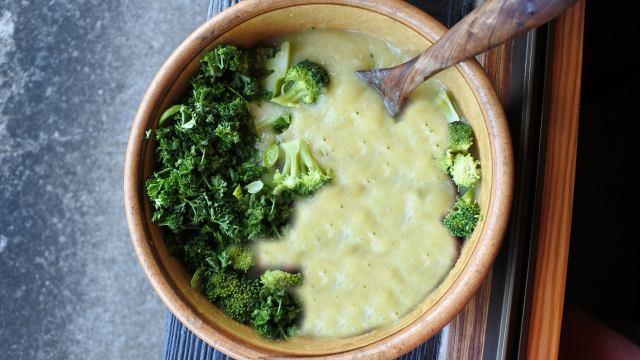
[0,1,205,359]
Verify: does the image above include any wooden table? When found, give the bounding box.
[443,1,585,359]
[161,1,586,359]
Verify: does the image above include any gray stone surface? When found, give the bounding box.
[0,1,205,359]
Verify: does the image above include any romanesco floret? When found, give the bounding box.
[443,189,481,237]
[450,153,480,188]
[203,271,260,323]
[271,60,329,107]
[272,139,332,196]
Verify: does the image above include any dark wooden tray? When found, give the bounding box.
[161,1,585,359]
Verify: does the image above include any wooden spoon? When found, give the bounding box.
[357,0,578,116]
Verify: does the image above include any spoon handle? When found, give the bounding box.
[403,0,579,98]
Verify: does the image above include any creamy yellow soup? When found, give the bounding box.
[252,29,458,338]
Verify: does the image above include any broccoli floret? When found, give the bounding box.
[450,153,480,188]
[225,244,254,272]
[260,42,290,100]
[260,270,304,291]
[203,271,260,323]
[272,139,332,196]
[436,121,477,187]
[251,270,303,339]
[443,189,481,237]
[436,149,454,174]
[434,89,475,180]
[271,60,329,107]
[448,121,473,152]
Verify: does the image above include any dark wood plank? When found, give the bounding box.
[445,25,515,360]
[525,1,585,359]
[447,270,494,360]
[477,42,513,109]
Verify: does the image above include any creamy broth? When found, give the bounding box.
[252,29,458,338]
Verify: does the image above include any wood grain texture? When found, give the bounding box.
[476,42,513,109]
[447,270,494,360]
[526,1,585,359]
[444,32,514,360]
[406,0,578,87]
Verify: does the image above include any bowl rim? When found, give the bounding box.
[124,0,514,358]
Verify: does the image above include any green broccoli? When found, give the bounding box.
[271,60,329,107]
[436,149,454,174]
[149,44,307,340]
[272,139,333,196]
[260,270,304,291]
[443,189,481,237]
[261,42,290,100]
[251,270,304,339]
[225,244,254,272]
[447,121,474,152]
[436,120,479,188]
[450,153,480,188]
[436,122,474,173]
[434,89,475,180]
[203,271,260,323]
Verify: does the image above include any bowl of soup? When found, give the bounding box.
[124,0,514,358]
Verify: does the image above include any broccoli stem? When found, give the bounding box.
[273,139,332,196]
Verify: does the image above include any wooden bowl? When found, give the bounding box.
[124,0,514,358]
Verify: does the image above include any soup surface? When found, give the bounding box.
[253,29,458,338]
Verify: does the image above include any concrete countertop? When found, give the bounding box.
[0,1,205,358]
